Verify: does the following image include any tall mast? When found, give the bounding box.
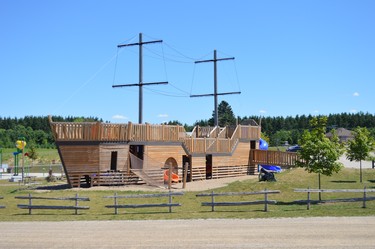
[112,33,168,124]
[191,50,240,126]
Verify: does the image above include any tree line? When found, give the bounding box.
[0,116,102,148]
[190,101,375,146]
[245,112,375,146]
[0,107,375,148]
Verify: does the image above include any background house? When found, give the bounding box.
[326,128,354,143]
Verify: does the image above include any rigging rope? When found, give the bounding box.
[112,47,120,86]
[52,51,119,113]
[161,43,169,83]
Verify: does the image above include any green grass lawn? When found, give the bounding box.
[0,167,374,221]
[1,148,60,166]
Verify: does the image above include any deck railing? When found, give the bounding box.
[239,125,261,140]
[100,123,128,141]
[191,126,217,138]
[129,123,185,142]
[50,122,102,141]
[250,149,299,167]
[49,117,261,154]
[217,127,227,138]
[50,119,186,142]
[183,124,261,154]
[183,138,234,154]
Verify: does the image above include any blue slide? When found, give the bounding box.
[259,138,281,174]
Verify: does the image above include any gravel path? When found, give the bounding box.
[339,155,374,169]
[1,217,374,248]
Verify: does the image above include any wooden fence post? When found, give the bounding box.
[114,192,118,215]
[75,193,79,215]
[211,191,215,212]
[183,162,188,189]
[307,187,311,210]
[264,188,268,212]
[28,193,32,215]
[168,191,172,213]
[363,186,367,209]
[168,163,172,190]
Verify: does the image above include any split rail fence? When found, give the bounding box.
[294,187,375,210]
[15,193,90,215]
[196,189,280,212]
[104,191,184,214]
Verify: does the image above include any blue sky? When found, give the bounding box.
[1,0,374,125]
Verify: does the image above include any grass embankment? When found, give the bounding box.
[0,167,374,221]
[1,148,60,165]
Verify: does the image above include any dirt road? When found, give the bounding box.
[1,217,374,248]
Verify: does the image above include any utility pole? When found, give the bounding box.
[190,50,240,126]
[112,33,168,124]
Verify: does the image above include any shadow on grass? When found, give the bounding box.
[104,211,182,215]
[331,180,357,183]
[197,209,262,213]
[35,184,71,190]
[276,201,319,206]
[14,212,86,216]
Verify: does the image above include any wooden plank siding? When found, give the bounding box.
[226,142,251,166]
[99,144,129,172]
[59,145,100,174]
[211,165,251,179]
[143,145,186,170]
[190,159,206,181]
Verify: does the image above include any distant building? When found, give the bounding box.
[326,128,354,143]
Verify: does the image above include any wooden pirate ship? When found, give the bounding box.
[49,117,298,188]
[49,34,298,188]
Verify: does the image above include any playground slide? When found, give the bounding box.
[259,138,281,172]
[261,165,282,172]
[163,170,179,183]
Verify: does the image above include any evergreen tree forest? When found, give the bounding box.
[0,116,102,148]
[0,109,375,149]
[240,112,375,146]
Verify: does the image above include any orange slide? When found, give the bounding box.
[164,170,179,183]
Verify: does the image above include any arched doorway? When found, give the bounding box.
[164,157,178,174]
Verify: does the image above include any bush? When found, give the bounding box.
[46,169,56,182]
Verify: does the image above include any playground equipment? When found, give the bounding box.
[13,151,21,175]
[16,140,26,150]
[163,170,179,184]
[13,137,27,179]
[258,139,281,182]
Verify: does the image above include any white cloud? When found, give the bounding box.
[349,109,358,113]
[112,114,128,120]
[158,114,168,118]
[353,92,360,97]
[313,110,319,114]
[259,110,267,114]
